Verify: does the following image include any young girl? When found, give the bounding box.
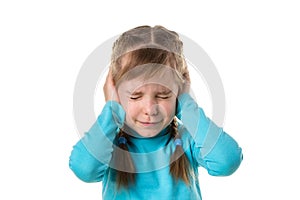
[69,25,243,200]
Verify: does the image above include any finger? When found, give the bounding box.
[183,69,191,83]
[105,68,112,82]
[104,68,119,102]
[105,68,115,88]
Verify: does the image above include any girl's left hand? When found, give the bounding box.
[179,69,191,95]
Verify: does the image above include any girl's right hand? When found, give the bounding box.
[103,69,120,102]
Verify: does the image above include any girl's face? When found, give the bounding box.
[117,76,179,138]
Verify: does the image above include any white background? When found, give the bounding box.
[1,0,299,199]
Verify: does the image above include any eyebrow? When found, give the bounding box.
[126,90,172,95]
[126,91,143,95]
[157,90,172,95]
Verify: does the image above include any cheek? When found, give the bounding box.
[118,90,131,113]
[160,100,176,117]
[123,101,138,119]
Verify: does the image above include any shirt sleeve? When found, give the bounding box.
[177,93,243,176]
[69,101,125,182]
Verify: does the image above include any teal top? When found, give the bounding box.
[69,93,243,200]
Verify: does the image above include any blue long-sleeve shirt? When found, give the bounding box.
[69,93,243,199]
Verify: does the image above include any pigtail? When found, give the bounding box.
[169,118,192,185]
[110,130,135,189]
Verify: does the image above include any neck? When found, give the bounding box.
[122,123,170,139]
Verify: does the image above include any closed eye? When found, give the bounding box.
[130,96,142,100]
[157,95,171,99]
[157,90,172,99]
[129,91,143,100]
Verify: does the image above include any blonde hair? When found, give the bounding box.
[109,25,192,189]
[110,25,189,84]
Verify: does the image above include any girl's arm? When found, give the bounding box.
[69,101,125,182]
[177,93,243,176]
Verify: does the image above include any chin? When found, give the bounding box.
[122,123,163,138]
[138,131,160,138]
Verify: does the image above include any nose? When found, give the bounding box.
[143,98,159,116]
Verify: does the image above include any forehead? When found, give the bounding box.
[119,78,178,94]
[126,83,172,93]
[116,63,181,92]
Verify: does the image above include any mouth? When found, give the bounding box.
[137,120,162,127]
